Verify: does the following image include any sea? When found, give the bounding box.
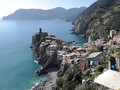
[0,20,87,90]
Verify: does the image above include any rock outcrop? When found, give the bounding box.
[35,68,48,76]
[31,31,64,76]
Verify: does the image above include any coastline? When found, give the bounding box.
[31,68,58,90]
[30,30,116,90]
[30,31,87,90]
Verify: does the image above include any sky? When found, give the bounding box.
[0,0,97,19]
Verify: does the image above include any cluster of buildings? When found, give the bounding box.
[43,29,120,70]
[93,30,120,90]
[43,35,86,65]
[78,29,120,90]
[40,29,120,90]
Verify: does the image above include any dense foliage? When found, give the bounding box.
[73,0,120,40]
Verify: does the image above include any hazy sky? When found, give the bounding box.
[0,0,97,19]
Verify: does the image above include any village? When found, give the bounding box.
[33,29,120,90]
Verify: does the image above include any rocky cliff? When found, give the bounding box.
[2,7,86,22]
[30,30,65,75]
[72,0,120,40]
[31,31,109,90]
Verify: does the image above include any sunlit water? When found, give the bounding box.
[0,20,87,90]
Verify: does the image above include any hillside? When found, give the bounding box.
[72,0,120,40]
[2,7,86,22]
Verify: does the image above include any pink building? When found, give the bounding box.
[113,35,120,44]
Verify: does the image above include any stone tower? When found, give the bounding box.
[39,28,42,33]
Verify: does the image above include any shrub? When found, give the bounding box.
[94,71,101,77]
[68,81,79,90]
[83,85,97,90]
[115,49,120,55]
[63,73,74,81]
[56,78,64,86]
[95,65,104,72]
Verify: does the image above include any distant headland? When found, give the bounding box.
[2,7,86,22]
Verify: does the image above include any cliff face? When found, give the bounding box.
[31,31,48,55]
[72,0,120,40]
[2,7,86,22]
[31,31,65,75]
[31,31,109,90]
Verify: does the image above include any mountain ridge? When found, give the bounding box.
[2,7,86,22]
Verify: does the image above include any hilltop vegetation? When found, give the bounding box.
[72,0,120,40]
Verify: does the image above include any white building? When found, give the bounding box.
[94,70,120,90]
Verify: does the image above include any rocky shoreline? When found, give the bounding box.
[30,29,118,90]
[30,30,69,90]
[30,30,87,90]
[31,68,58,90]
[30,30,80,77]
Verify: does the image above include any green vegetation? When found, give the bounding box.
[73,0,120,40]
[74,84,98,90]
[82,85,97,90]
[94,71,101,77]
[116,49,120,53]
[56,71,82,90]
[99,56,109,68]
[56,75,80,90]
[95,65,104,72]
[115,49,120,55]
[94,65,104,77]
[32,32,48,44]
[63,73,74,81]
[56,78,65,87]
[55,60,95,90]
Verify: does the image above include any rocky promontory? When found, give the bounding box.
[30,30,91,90]
[30,29,68,76]
[30,29,73,90]
[31,29,114,90]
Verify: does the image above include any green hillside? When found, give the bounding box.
[72,0,120,40]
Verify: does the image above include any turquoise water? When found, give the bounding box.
[0,20,87,90]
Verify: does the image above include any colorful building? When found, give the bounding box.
[113,35,120,44]
[110,29,117,38]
